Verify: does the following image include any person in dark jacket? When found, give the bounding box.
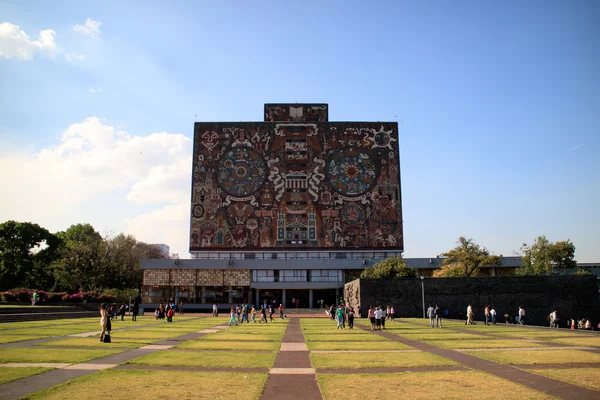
[132,300,139,321]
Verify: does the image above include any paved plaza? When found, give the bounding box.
[0,315,599,399]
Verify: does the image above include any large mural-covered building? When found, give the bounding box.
[141,103,404,309]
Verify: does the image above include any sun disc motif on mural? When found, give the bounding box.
[327,148,377,197]
[342,203,365,225]
[217,147,267,197]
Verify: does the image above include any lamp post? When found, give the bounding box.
[420,276,425,318]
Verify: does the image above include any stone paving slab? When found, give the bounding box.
[198,329,220,333]
[114,364,268,373]
[318,365,469,374]
[311,349,421,353]
[68,331,102,338]
[0,368,94,400]
[269,367,315,374]
[280,342,308,351]
[138,344,173,350]
[457,346,593,352]
[261,375,322,400]
[62,363,117,370]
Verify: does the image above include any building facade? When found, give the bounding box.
[141,103,404,309]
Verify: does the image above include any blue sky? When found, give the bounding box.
[0,0,598,261]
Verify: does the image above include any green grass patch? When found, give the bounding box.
[304,333,388,342]
[128,350,276,369]
[101,330,182,339]
[23,369,267,400]
[317,370,553,399]
[529,368,600,391]
[468,349,600,365]
[0,367,52,385]
[302,328,372,334]
[176,340,280,351]
[310,352,456,369]
[0,335,45,344]
[425,339,544,349]
[547,337,600,347]
[393,332,488,341]
[307,341,413,351]
[34,338,153,348]
[201,333,282,342]
[492,331,576,340]
[0,348,121,363]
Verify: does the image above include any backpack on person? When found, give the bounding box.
[103,333,111,343]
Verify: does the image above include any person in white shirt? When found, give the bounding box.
[390,306,395,321]
[374,307,383,330]
[466,304,473,325]
[212,304,218,317]
[427,305,435,328]
[490,308,496,324]
[518,307,525,325]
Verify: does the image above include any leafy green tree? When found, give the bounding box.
[0,221,60,290]
[518,236,576,275]
[435,236,502,277]
[52,223,105,292]
[361,255,416,278]
[572,268,592,276]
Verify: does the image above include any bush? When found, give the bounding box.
[46,292,68,302]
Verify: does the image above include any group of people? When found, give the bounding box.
[553,311,596,330]
[426,304,445,328]
[330,304,356,329]
[154,301,182,322]
[465,304,521,325]
[227,303,286,326]
[367,305,394,330]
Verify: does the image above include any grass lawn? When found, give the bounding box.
[528,368,600,391]
[307,341,413,351]
[302,328,372,335]
[127,350,276,369]
[6,329,90,336]
[317,370,553,400]
[546,337,600,347]
[392,332,488,341]
[201,333,282,342]
[425,339,544,349]
[23,369,268,400]
[101,330,182,339]
[0,367,52,385]
[176,340,280,351]
[0,335,46,344]
[468,349,600,365]
[0,348,122,363]
[34,338,154,349]
[492,331,575,340]
[310,352,457,369]
[304,334,388,342]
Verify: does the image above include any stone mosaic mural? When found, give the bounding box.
[190,104,402,251]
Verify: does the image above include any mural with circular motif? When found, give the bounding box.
[326,148,377,197]
[217,147,267,197]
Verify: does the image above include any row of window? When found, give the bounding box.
[252,269,342,282]
[191,252,403,260]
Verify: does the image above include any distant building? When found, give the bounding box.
[153,244,170,258]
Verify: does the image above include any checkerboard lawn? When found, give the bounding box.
[391,332,488,341]
[0,348,122,363]
[317,370,553,400]
[310,351,456,369]
[201,333,283,341]
[127,350,276,369]
[307,341,413,351]
[468,349,600,365]
[546,337,600,347]
[425,339,545,349]
[0,366,52,385]
[176,340,280,351]
[528,368,600,391]
[24,370,268,400]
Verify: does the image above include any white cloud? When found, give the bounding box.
[72,18,102,38]
[66,52,85,61]
[565,144,583,153]
[0,22,59,60]
[0,117,192,255]
[89,87,102,93]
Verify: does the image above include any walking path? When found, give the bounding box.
[361,322,599,400]
[260,318,322,400]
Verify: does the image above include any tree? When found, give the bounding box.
[0,221,60,290]
[52,223,104,292]
[435,236,502,277]
[518,236,576,275]
[360,255,416,278]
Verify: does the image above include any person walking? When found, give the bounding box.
[390,305,395,321]
[179,301,184,316]
[484,305,490,326]
[212,304,218,317]
[269,305,274,322]
[260,305,267,323]
[99,303,108,343]
[466,304,474,325]
[241,304,249,323]
[228,306,237,326]
[375,306,383,330]
[119,303,126,321]
[251,306,257,323]
[427,304,435,328]
[278,304,284,319]
[435,304,443,328]
[348,307,355,330]
[131,300,139,322]
[381,306,387,329]
[490,307,496,324]
[336,305,345,329]
[518,306,525,325]
[167,306,174,322]
[368,305,376,330]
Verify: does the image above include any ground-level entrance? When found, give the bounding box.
[252,288,339,309]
